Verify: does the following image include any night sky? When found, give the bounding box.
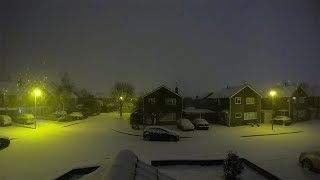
[1,0,320,96]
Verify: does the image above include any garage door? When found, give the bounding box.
[158,113,176,122]
[244,112,257,120]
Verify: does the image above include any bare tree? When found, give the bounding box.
[111,82,134,117]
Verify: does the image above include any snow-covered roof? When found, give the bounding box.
[143,85,182,98]
[262,84,304,97]
[213,84,261,98]
[304,86,320,97]
[196,92,214,100]
[183,108,214,114]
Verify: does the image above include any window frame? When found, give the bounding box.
[148,97,156,105]
[165,98,176,105]
[246,97,255,105]
[235,97,241,104]
[235,113,242,118]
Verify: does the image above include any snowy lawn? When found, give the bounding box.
[0,113,320,179]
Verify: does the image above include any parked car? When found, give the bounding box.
[0,136,10,149]
[0,115,13,126]
[67,112,85,120]
[192,118,209,130]
[272,116,292,126]
[13,114,35,124]
[177,118,194,131]
[143,126,179,141]
[52,110,67,118]
[299,151,320,171]
[130,110,143,130]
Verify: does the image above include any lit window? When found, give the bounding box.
[244,112,257,120]
[235,97,241,104]
[165,98,176,105]
[299,97,305,103]
[246,97,255,104]
[292,97,297,103]
[235,113,242,118]
[148,98,155,105]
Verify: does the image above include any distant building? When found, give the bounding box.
[143,85,183,125]
[212,84,262,126]
[262,84,309,123]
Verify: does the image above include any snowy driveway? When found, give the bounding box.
[0,113,320,179]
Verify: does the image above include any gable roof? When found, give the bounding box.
[213,84,261,98]
[263,84,306,97]
[142,85,182,98]
[304,86,320,97]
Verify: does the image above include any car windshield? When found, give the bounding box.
[1,1,319,180]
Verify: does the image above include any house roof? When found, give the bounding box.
[304,86,320,97]
[212,84,261,98]
[263,84,303,97]
[143,85,182,98]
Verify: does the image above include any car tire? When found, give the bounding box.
[169,136,175,142]
[302,159,313,170]
[144,135,151,141]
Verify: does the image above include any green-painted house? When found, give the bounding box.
[143,85,183,125]
[262,84,309,122]
[212,84,262,126]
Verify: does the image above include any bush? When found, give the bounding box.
[223,151,244,179]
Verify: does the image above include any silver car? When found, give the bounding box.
[299,151,320,170]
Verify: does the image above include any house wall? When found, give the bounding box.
[143,87,182,125]
[273,87,309,122]
[229,86,261,126]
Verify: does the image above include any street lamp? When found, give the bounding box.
[34,89,41,129]
[119,96,123,117]
[269,90,277,130]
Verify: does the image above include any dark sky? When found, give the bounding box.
[1,0,320,96]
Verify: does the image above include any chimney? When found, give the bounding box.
[175,82,179,94]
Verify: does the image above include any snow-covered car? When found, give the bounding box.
[177,118,194,131]
[299,151,320,170]
[0,136,10,149]
[272,116,292,126]
[143,126,179,141]
[0,115,13,126]
[192,118,209,130]
[66,112,85,120]
[13,114,35,124]
[52,110,67,118]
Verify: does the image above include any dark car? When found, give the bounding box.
[130,110,143,129]
[143,126,179,141]
[192,118,209,130]
[299,151,320,171]
[0,136,10,149]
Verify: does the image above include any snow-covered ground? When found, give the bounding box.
[0,113,320,180]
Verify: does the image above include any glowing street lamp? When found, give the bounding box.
[119,96,124,117]
[269,90,277,130]
[34,89,41,129]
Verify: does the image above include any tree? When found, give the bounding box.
[76,88,101,115]
[54,72,76,111]
[111,82,135,117]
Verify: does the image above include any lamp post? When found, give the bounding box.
[269,90,277,130]
[119,96,123,117]
[34,89,41,129]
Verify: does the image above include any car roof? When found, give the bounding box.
[145,126,173,132]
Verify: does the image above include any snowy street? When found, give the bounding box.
[1,113,320,179]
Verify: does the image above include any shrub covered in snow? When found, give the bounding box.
[223,151,244,179]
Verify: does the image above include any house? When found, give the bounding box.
[143,85,183,125]
[306,86,320,119]
[262,84,309,122]
[212,84,262,126]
